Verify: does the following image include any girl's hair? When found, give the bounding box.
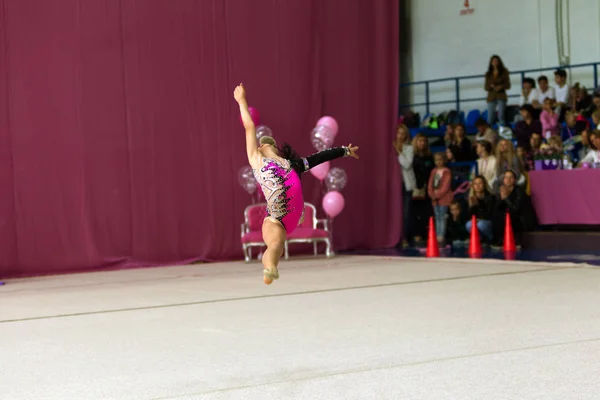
[469,175,490,198]
[504,169,518,181]
[495,139,518,175]
[278,142,300,161]
[412,133,431,157]
[487,54,506,76]
[434,151,448,164]
[477,140,493,156]
[396,123,411,143]
[547,136,563,149]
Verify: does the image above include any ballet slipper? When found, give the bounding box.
[263,267,279,281]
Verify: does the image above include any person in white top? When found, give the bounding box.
[578,131,600,166]
[553,69,570,107]
[394,124,417,247]
[473,140,497,191]
[519,78,540,108]
[537,75,556,104]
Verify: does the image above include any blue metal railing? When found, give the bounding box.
[400,62,600,115]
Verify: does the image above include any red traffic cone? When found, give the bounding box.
[504,211,516,252]
[468,215,482,258]
[426,216,440,257]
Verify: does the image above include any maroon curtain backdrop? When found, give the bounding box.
[0,0,400,277]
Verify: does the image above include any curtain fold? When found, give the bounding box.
[0,0,400,277]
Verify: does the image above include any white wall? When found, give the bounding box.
[406,0,600,115]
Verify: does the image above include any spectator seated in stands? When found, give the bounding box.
[537,75,556,104]
[578,130,600,167]
[571,84,594,116]
[553,69,570,116]
[515,77,541,121]
[514,104,542,150]
[492,139,524,194]
[562,110,589,141]
[444,124,455,147]
[540,98,560,138]
[448,123,475,161]
[473,118,498,147]
[593,109,600,132]
[591,89,600,117]
[427,152,453,244]
[570,129,591,164]
[473,140,496,190]
[517,145,532,172]
[445,200,469,248]
[467,175,496,245]
[493,170,533,247]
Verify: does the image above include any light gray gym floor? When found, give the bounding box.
[1,256,599,400]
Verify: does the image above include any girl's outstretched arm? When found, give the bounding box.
[233,83,258,164]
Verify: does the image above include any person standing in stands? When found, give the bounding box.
[484,55,511,127]
[393,124,417,248]
[448,123,475,161]
[411,133,434,245]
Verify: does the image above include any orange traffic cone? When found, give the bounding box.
[468,215,482,258]
[426,216,440,257]
[504,211,516,252]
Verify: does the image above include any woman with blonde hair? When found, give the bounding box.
[393,124,417,247]
[492,139,522,193]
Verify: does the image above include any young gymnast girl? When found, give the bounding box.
[234,83,359,284]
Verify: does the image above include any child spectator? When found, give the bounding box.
[446,201,469,247]
[467,175,496,244]
[474,118,498,147]
[474,140,497,190]
[427,152,453,244]
[540,98,560,138]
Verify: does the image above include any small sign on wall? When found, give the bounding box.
[460,0,475,16]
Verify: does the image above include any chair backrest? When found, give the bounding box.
[244,202,319,231]
[244,203,268,232]
[298,203,318,229]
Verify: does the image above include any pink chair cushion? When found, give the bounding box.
[241,231,265,244]
[287,227,329,240]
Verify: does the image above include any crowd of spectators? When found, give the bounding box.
[395,55,600,250]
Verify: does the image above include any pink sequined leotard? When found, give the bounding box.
[253,157,304,234]
[252,146,350,234]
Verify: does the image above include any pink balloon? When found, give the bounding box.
[239,106,261,127]
[322,191,345,218]
[317,116,338,135]
[310,161,330,181]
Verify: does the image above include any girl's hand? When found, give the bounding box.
[346,143,360,159]
[233,83,246,103]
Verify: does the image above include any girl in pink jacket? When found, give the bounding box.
[428,152,454,243]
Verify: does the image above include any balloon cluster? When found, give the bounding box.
[309,116,346,219]
[237,106,271,202]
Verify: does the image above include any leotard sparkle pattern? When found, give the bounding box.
[253,157,304,234]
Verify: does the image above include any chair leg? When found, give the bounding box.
[325,239,333,258]
[313,242,317,257]
[284,241,289,260]
[243,245,250,263]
